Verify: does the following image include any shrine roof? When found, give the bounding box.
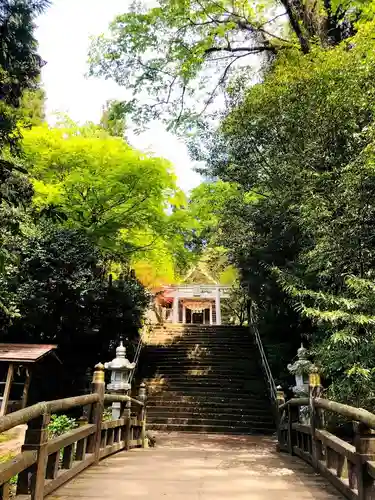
[0,344,57,363]
[183,265,218,285]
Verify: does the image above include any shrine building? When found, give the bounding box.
[155,265,231,325]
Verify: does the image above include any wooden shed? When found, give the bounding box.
[0,344,58,416]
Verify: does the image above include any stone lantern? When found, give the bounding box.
[104,341,136,419]
[287,343,319,423]
[287,344,313,397]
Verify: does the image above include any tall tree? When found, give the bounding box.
[22,123,186,263]
[5,226,149,398]
[88,0,359,129]
[0,0,50,325]
[0,0,49,153]
[202,16,375,402]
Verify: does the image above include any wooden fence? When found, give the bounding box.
[278,397,375,500]
[0,363,147,500]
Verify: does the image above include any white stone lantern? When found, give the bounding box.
[104,341,136,418]
[287,344,312,396]
[287,343,314,423]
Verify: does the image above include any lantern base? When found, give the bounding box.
[107,382,131,391]
[111,401,121,420]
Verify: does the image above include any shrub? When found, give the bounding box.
[48,414,77,438]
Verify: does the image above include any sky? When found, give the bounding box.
[35,0,202,192]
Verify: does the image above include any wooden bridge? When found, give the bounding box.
[1,364,375,499]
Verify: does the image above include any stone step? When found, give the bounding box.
[147,403,272,413]
[142,324,275,434]
[147,342,256,348]
[147,373,261,380]
[147,398,272,410]
[150,358,258,364]
[148,395,270,405]
[147,409,273,420]
[146,344,255,351]
[144,374,263,381]
[141,364,262,372]
[147,422,275,434]
[147,392,271,401]
[149,335,251,342]
[146,380,267,391]
[147,384,268,394]
[154,323,249,330]
[142,363,261,372]
[148,415,274,425]
[143,354,259,363]
[148,414,272,426]
[150,332,250,336]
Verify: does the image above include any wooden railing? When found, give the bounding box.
[0,363,147,500]
[278,397,375,500]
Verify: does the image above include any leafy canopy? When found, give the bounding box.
[88,0,359,130]
[22,124,179,257]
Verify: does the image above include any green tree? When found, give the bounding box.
[0,0,50,325]
[0,0,49,153]
[99,100,126,137]
[274,271,375,409]
[5,226,149,399]
[20,88,46,127]
[201,17,375,399]
[88,0,359,129]
[22,124,179,258]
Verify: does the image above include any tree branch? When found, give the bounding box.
[205,45,276,55]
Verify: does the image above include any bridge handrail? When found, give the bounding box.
[0,364,147,499]
[278,396,375,500]
[279,396,375,429]
[0,394,100,434]
[104,393,144,406]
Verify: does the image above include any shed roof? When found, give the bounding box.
[0,344,57,363]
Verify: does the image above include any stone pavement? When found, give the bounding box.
[48,432,343,499]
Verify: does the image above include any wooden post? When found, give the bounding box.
[287,404,299,455]
[87,363,105,464]
[17,408,50,499]
[21,367,32,409]
[354,422,375,500]
[123,398,132,450]
[138,382,147,448]
[0,363,14,416]
[310,396,323,467]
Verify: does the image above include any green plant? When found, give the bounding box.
[102,407,113,422]
[48,414,77,438]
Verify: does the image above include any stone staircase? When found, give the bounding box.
[138,324,275,434]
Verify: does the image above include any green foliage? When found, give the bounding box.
[99,100,127,137]
[20,88,46,127]
[200,15,375,406]
[275,272,375,408]
[88,0,360,129]
[102,407,113,422]
[0,0,49,153]
[0,0,49,326]
[22,124,179,258]
[3,226,149,396]
[48,414,77,438]
[222,281,247,325]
